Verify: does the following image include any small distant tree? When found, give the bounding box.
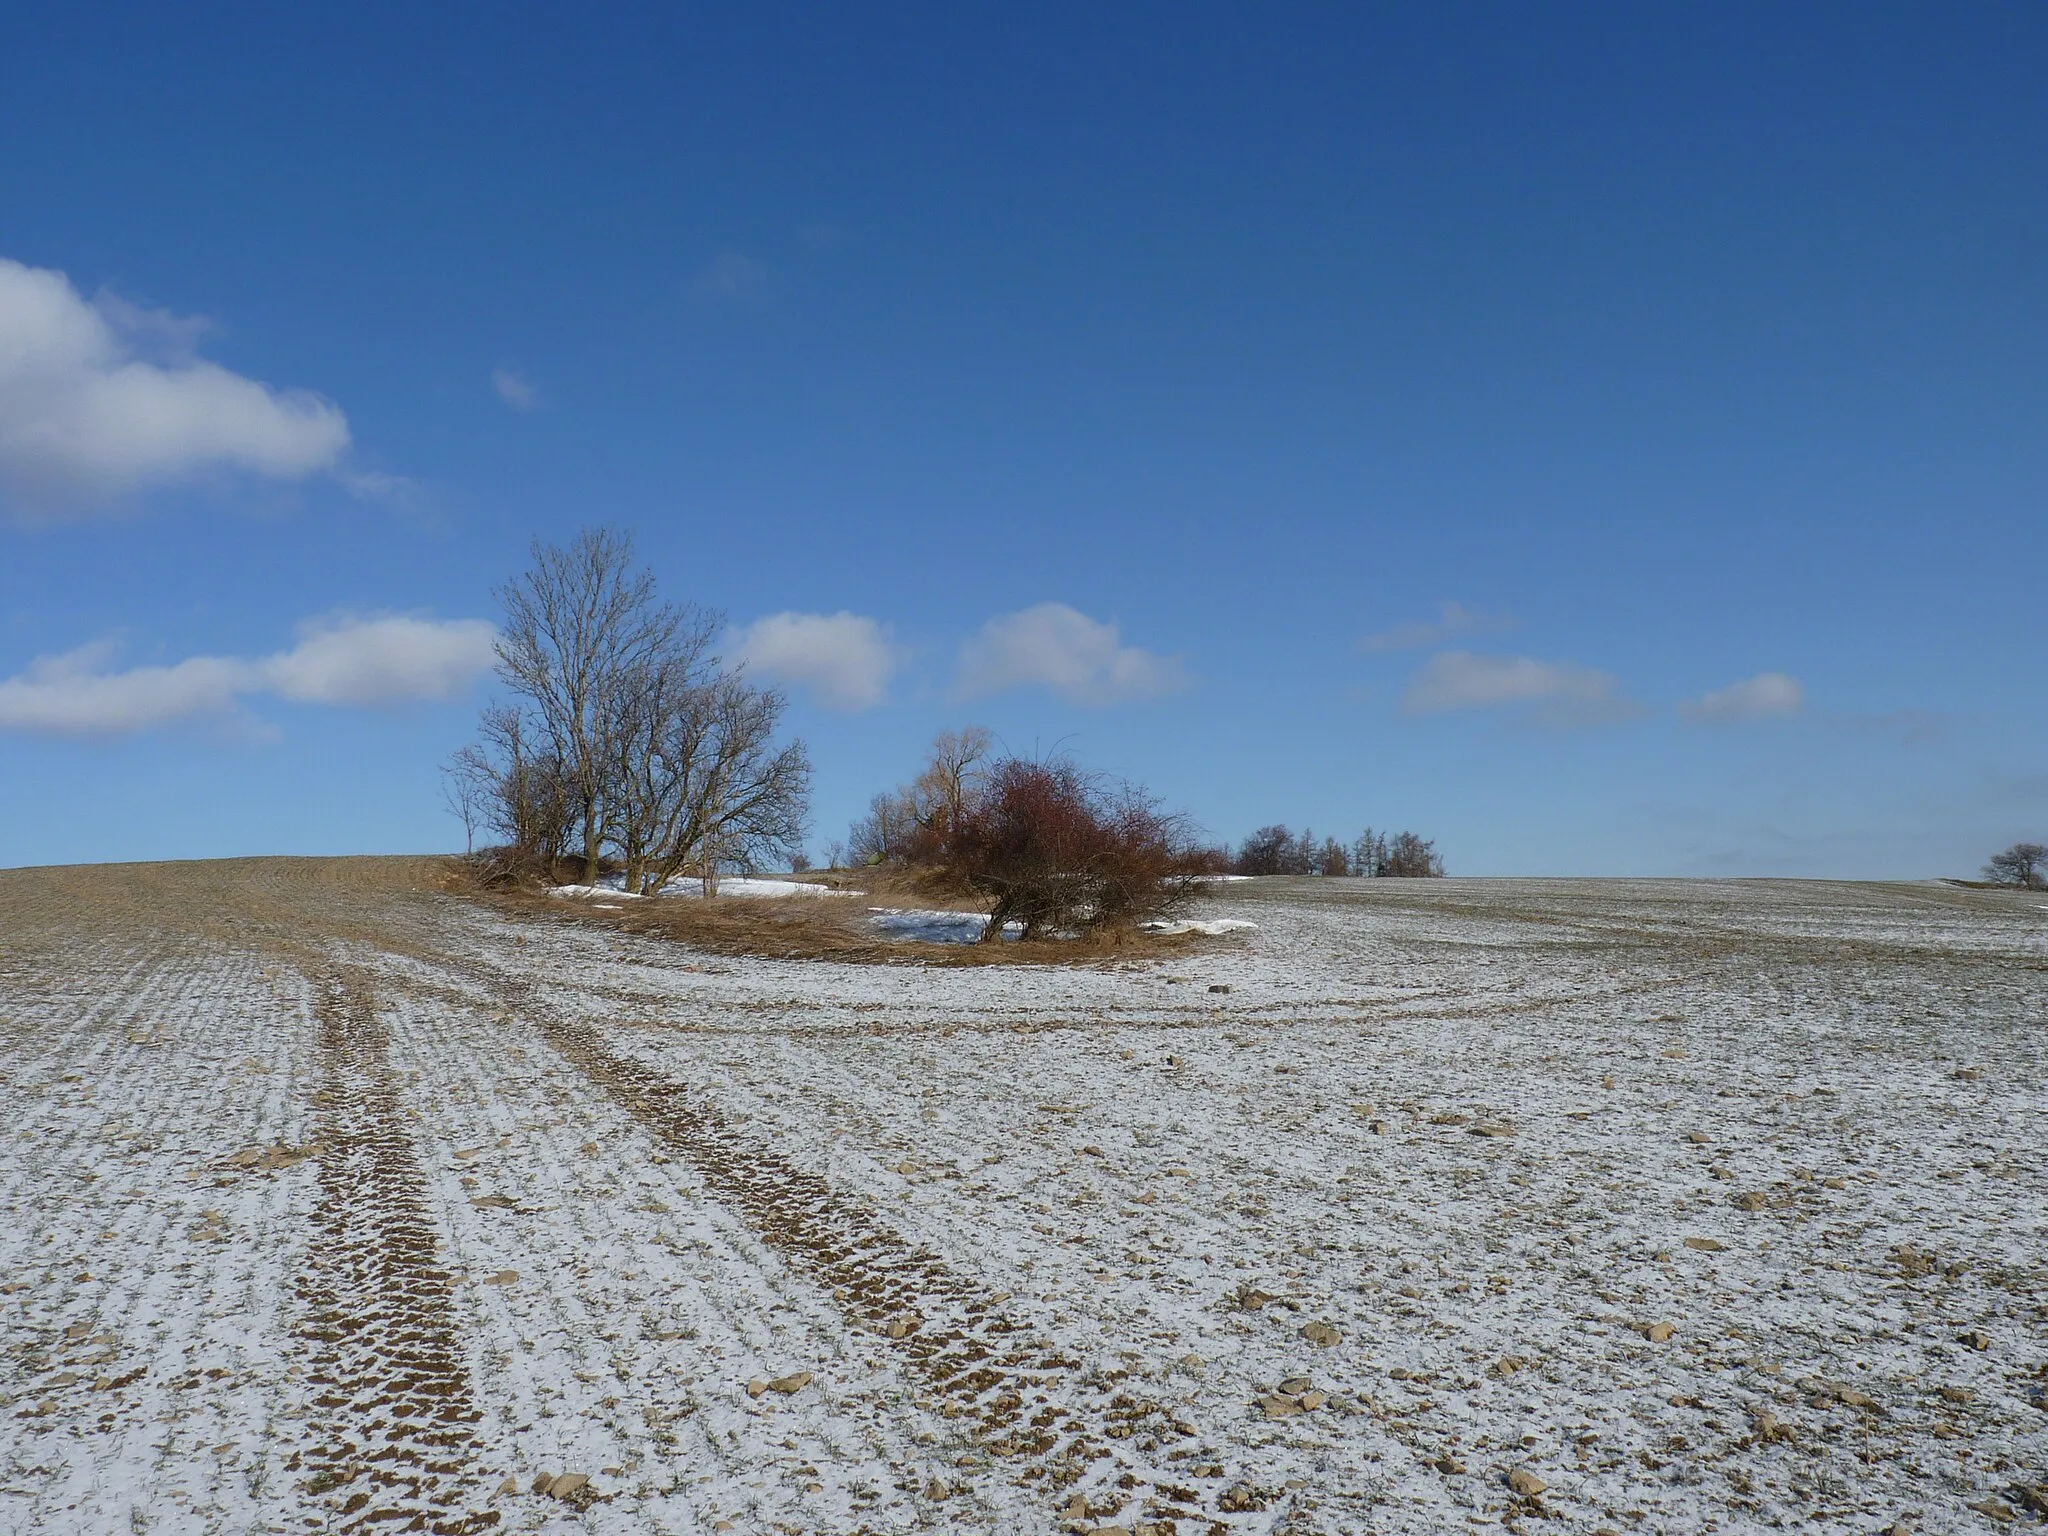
[1320,836,1351,877]
[823,838,847,870]
[1983,842,2047,888]
[910,726,994,851]
[440,744,492,854]
[848,788,919,865]
[1234,824,1294,876]
[1352,828,1387,878]
[1383,830,1445,878]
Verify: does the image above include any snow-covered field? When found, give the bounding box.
[2,861,2043,1535]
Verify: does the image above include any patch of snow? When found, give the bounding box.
[551,875,858,900]
[1139,917,1260,936]
[864,907,1019,943]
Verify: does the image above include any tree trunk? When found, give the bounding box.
[582,802,601,885]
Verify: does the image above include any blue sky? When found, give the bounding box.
[2,3,2042,876]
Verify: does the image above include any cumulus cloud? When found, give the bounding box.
[258,614,499,705]
[730,611,896,710]
[1680,672,1805,723]
[954,603,1185,706]
[1403,650,1641,728]
[0,257,351,514]
[491,368,537,410]
[0,614,496,736]
[1360,600,1511,653]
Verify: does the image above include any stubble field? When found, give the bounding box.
[1,859,2042,1535]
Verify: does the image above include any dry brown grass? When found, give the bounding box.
[463,870,1214,967]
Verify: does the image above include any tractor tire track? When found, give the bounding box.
[292,970,501,1535]
[510,987,1241,1536]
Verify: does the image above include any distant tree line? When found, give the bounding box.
[443,529,810,893]
[1230,824,1445,878]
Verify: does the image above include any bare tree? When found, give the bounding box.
[440,744,493,854]
[476,703,576,861]
[678,677,811,896]
[848,787,919,866]
[1983,842,2048,888]
[1233,825,1294,875]
[494,528,685,884]
[910,726,994,850]
[1383,830,1444,878]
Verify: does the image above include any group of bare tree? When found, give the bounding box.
[1983,842,2047,888]
[443,529,810,893]
[1231,824,1444,878]
[850,728,1202,941]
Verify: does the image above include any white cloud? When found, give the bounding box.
[0,640,251,734]
[954,603,1185,706]
[1403,650,1641,727]
[0,614,496,736]
[0,257,351,514]
[1360,600,1511,652]
[259,614,499,705]
[731,611,895,710]
[491,368,537,410]
[1680,671,1805,723]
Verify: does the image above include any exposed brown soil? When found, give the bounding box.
[292,968,501,1534]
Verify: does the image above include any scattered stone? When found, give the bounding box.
[890,1160,917,1175]
[1468,1121,1515,1138]
[925,1477,949,1500]
[1601,1075,1616,1089]
[1894,1244,1940,1277]
[1952,1067,1981,1081]
[1660,1048,1688,1059]
[745,1377,769,1398]
[494,1477,518,1498]
[1753,1409,1795,1444]
[1228,1283,1276,1311]
[1635,1321,1676,1343]
[1507,1467,1548,1497]
[1965,1498,2014,1523]
[1937,1385,1973,1404]
[1429,1454,1466,1475]
[1959,1330,1992,1351]
[1217,1484,1264,1513]
[1277,1376,1312,1394]
[547,1473,589,1500]
[1731,1191,1769,1212]
[885,1313,922,1339]
[768,1370,813,1394]
[1300,1320,1342,1347]
[1082,1145,1105,1157]
[481,1270,518,1286]
[1683,1237,1725,1252]
[1429,1112,1471,1126]
[1687,1131,1713,1144]
[1208,984,1231,994]
[468,1194,518,1210]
